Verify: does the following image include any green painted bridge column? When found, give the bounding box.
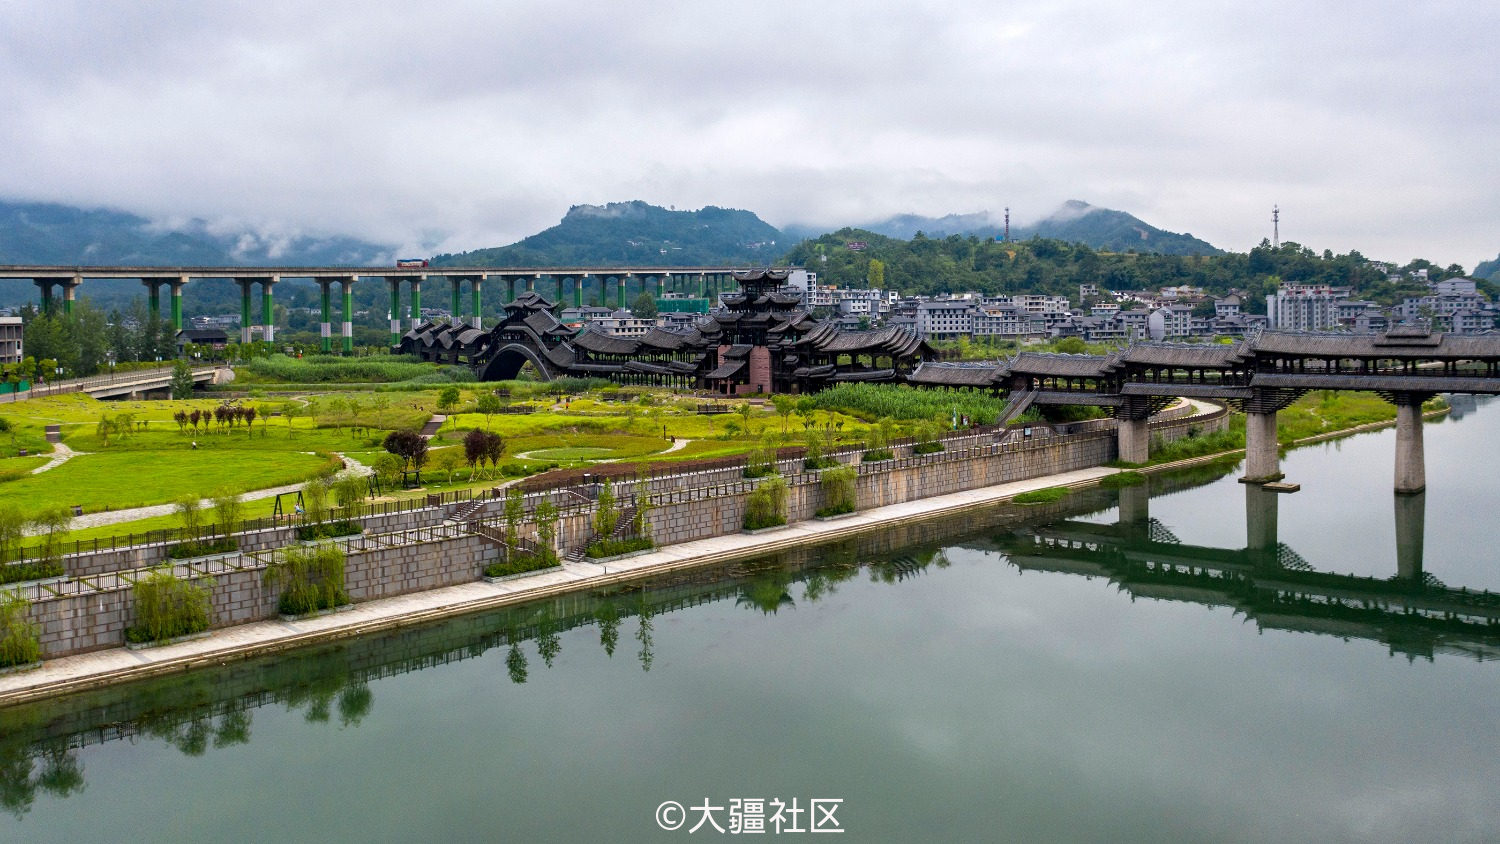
[319,279,333,353]
[409,276,423,331]
[574,277,583,309]
[63,278,80,316]
[388,277,402,346]
[618,274,629,309]
[239,280,254,344]
[144,280,162,325]
[169,277,186,333]
[450,277,462,324]
[341,278,355,354]
[261,276,277,344]
[471,276,483,328]
[34,280,53,314]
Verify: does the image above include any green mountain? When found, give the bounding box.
[0,199,392,266]
[1475,254,1500,281]
[1018,200,1221,255]
[431,201,785,267]
[856,200,1221,256]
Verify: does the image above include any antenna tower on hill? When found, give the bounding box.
[1004,207,1010,242]
[1273,205,1280,248]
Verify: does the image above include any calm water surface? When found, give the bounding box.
[3,400,1499,843]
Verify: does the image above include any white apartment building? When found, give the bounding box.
[1267,284,1352,331]
[915,299,975,340]
[0,316,21,365]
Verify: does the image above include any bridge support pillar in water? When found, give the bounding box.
[1393,394,1430,494]
[1245,482,1279,559]
[1242,411,1282,483]
[1117,417,1151,463]
[1395,491,1425,580]
[1117,483,1150,529]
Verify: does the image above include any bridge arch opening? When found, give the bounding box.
[480,344,553,382]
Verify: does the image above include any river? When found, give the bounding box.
[2,400,1498,842]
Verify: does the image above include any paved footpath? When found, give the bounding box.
[0,465,1119,706]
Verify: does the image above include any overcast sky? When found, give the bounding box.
[1,1,1495,268]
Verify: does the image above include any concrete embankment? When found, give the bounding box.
[0,401,1233,706]
[0,465,1121,707]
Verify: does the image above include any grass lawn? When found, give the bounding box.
[0,449,333,515]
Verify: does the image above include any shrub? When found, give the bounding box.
[1013,486,1070,505]
[744,476,788,530]
[0,589,40,667]
[585,536,654,559]
[266,542,348,616]
[861,448,895,462]
[484,554,559,577]
[593,479,618,537]
[0,559,63,585]
[295,520,361,541]
[166,537,238,559]
[816,466,858,518]
[126,568,213,644]
[912,441,945,455]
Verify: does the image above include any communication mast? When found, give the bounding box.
[1004,207,1010,242]
[1272,205,1280,248]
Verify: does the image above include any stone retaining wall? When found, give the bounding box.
[59,505,450,578]
[21,403,1222,659]
[28,532,492,659]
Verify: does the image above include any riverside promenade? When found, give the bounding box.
[0,464,1121,707]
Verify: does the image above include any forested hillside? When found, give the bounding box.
[782,230,1483,310]
[432,201,785,267]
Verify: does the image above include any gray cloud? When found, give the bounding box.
[1,0,1495,267]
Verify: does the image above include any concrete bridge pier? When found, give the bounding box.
[339,278,355,353]
[1117,416,1151,463]
[1117,482,1150,530]
[1245,482,1279,562]
[449,277,463,328]
[260,276,278,343]
[1393,393,1431,494]
[1242,411,1282,483]
[1115,398,1156,463]
[237,280,255,344]
[318,278,334,353]
[168,276,186,332]
[33,279,54,313]
[471,276,484,328]
[62,276,81,316]
[408,275,423,332]
[1394,490,1425,581]
[143,279,163,325]
[386,277,402,346]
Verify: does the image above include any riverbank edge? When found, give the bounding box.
[0,465,1122,707]
[0,403,1440,708]
[1130,404,1451,477]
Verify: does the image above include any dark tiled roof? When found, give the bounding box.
[1008,352,1110,378]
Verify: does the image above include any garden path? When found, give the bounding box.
[512,437,692,462]
[28,442,81,474]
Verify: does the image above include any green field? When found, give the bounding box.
[0,449,333,514]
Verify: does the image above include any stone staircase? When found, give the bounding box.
[449,499,486,524]
[564,504,638,564]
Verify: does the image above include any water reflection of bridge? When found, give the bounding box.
[994,483,1500,662]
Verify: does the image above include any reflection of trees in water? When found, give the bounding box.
[0,478,1166,818]
[737,564,796,615]
[0,740,84,818]
[595,600,621,657]
[636,597,654,673]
